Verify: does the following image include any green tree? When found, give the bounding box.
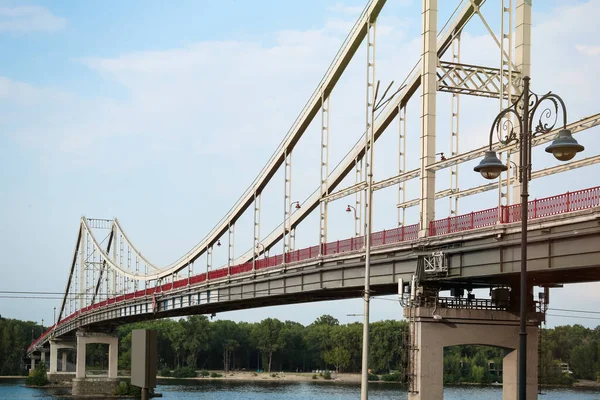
[369,320,407,373]
[304,318,336,370]
[251,318,284,373]
[324,346,350,373]
[183,316,210,368]
[165,320,186,368]
[210,320,241,372]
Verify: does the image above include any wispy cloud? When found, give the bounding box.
[576,44,600,56]
[0,5,66,33]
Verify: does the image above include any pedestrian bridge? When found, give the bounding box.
[28,186,600,356]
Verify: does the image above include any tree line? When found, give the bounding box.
[116,315,407,375]
[0,316,44,375]
[1,313,599,385]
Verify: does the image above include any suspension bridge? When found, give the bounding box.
[24,0,600,398]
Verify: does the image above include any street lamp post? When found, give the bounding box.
[474,76,584,400]
[360,80,405,400]
[345,205,359,236]
[285,201,301,262]
[256,243,267,258]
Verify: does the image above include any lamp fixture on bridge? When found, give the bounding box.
[474,83,584,181]
[544,128,584,161]
[474,76,584,400]
[216,240,221,247]
[473,151,507,179]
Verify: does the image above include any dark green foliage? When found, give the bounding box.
[444,345,503,385]
[322,371,331,380]
[381,372,402,382]
[4,312,600,387]
[210,372,223,378]
[172,366,197,378]
[368,373,379,381]
[538,324,599,384]
[25,363,48,386]
[0,317,42,376]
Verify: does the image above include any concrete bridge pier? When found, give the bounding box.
[405,306,539,400]
[48,338,76,383]
[28,353,40,374]
[72,331,120,396]
[29,348,49,374]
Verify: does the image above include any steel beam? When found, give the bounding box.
[418,0,438,236]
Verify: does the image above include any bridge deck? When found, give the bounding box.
[28,187,600,354]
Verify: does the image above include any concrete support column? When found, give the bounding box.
[30,357,35,371]
[76,333,119,379]
[49,342,58,374]
[419,0,438,236]
[405,306,539,400]
[76,337,86,379]
[61,352,68,372]
[40,351,46,365]
[502,333,539,400]
[108,336,118,379]
[50,339,76,375]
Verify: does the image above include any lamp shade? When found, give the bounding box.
[545,129,584,161]
[473,151,507,180]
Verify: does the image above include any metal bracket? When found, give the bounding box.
[437,61,520,99]
[423,251,448,274]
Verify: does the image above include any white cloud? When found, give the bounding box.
[576,44,600,56]
[0,5,66,33]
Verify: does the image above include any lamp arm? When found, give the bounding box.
[528,91,569,136]
[488,107,524,149]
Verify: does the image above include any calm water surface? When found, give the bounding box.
[1,378,600,400]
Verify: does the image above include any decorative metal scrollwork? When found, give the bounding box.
[529,92,567,137]
[488,88,569,146]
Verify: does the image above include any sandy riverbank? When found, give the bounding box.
[158,371,363,383]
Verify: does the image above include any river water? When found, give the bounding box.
[2,378,600,399]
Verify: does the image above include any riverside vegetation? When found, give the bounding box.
[1,314,599,385]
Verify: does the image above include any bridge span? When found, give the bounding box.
[29,186,600,350]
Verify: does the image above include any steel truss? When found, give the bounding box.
[437,61,519,99]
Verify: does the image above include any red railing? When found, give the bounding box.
[429,186,600,236]
[30,186,600,352]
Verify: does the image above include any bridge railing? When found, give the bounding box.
[429,186,600,236]
[504,186,600,223]
[29,186,600,352]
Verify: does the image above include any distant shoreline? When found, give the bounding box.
[158,371,364,384]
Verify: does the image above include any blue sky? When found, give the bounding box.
[1,0,600,329]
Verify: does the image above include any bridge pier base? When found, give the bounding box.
[405,306,539,400]
[47,338,76,383]
[49,338,76,374]
[72,332,119,397]
[28,356,36,375]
